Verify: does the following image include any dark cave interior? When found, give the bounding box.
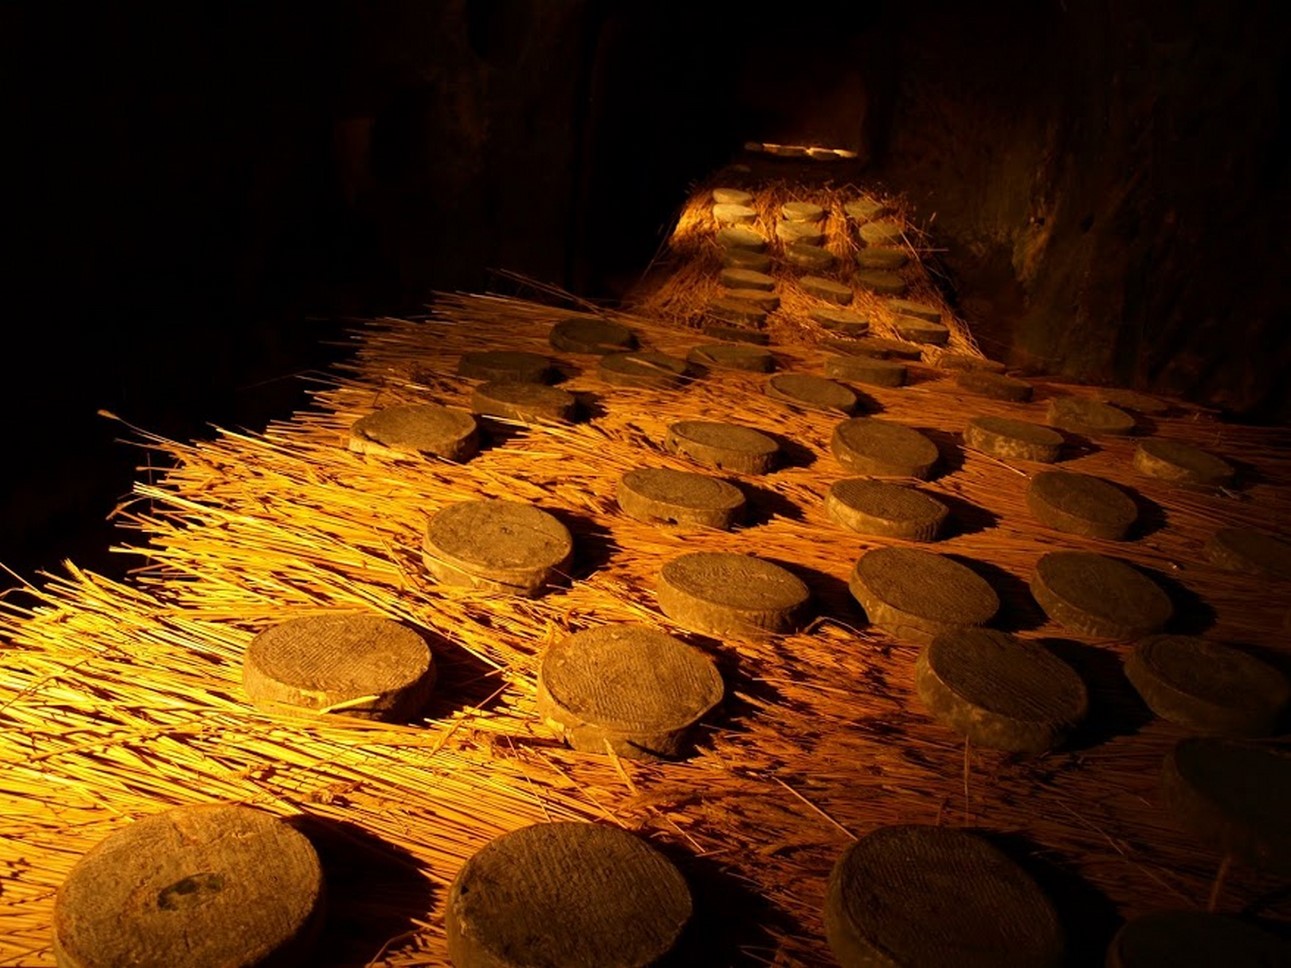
[2,0,1287,578]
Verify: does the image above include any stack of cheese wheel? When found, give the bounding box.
[54,805,325,968]
[423,499,573,596]
[447,823,692,968]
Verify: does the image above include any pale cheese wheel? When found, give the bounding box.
[824,355,907,388]
[719,247,773,271]
[457,350,553,384]
[859,220,904,245]
[855,247,909,270]
[1204,527,1291,579]
[721,287,780,310]
[831,417,938,478]
[893,316,950,346]
[665,420,780,474]
[964,416,1063,462]
[598,352,691,390]
[657,551,811,638]
[617,467,746,530]
[775,220,825,246]
[549,317,637,355]
[766,373,860,414]
[1030,551,1172,639]
[718,267,776,291]
[423,500,573,596]
[887,299,941,322]
[348,404,479,462]
[800,275,854,304]
[716,226,766,251]
[955,370,1034,402]
[783,243,836,270]
[1046,396,1135,435]
[1026,470,1138,540]
[686,343,776,373]
[849,547,1000,644]
[826,479,948,541]
[853,269,907,295]
[711,187,753,205]
[782,201,826,222]
[1133,439,1235,486]
[810,307,870,335]
[843,197,893,222]
[471,381,577,423]
[712,203,757,225]
[707,296,769,326]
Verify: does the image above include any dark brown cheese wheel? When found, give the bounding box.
[711,187,753,205]
[859,220,904,246]
[824,825,1063,968]
[702,323,770,345]
[54,805,324,968]
[1133,439,1235,486]
[617,467,746,529]
[853,270,907,295]
[1204,527,1291,579]
[719,247,773,271]
[939,353,1007,374]
[849,547,1000,644]
[718,267,776,291]
[1126,635,1290,737]
[1106,911,1291,968]
[457,350,553,384]
[1098,388,1171,416]
[712,202,757,225]
[665,420,780,474]
[766,373,860,414]
[707,296,769,326]
[537,625,724,760]
[810,307,871,335]
[716,226,766,251]
[887,299,942,322]
[423,500,573,596]
[916,629,1088,752]
[1162,737,1291,876]
[829,337,923,360]
[471,381,577,423]
[721,287,780,310]
[784,243,836,270]
[800,275,855,304]
[843,197,894,222]
[964,416,1063,462]
[826,479,949,541]
[831,418,939,478]
[775,220,824,245]
[855,247,909,270]
[824,355,908,388]
[243,614,435,721]
[549,317,637,355]
[598,352,691,390]
[686,343,776,373]
[657,551,811,637]
[446,823,691,968]
[348,404,479,462]
[1045,396,1136,435]
[893,316,951,346]
[1026,470,1138,540]
[782,201,826,222]
[956,370,1034,402]
[1030,551,1172,639]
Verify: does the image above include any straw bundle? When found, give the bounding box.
[3,178,1290,965]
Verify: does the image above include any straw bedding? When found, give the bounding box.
[2,179,1289,966]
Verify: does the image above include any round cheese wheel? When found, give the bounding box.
[711,187,753,205]
[423,500,573,596]
[702,323,770,345]
[826,479,948,541]
[447,823,691,968]
[1133,439,1235,486]
[843,197,893,222]
[1098,388,1171,416]
[243,614,435,721]
[617,467,746,529]
[1026,470,1138,540]
[348,404,479,461]
[782,201,826,222]
[955,370,1034,402]
[766,373,860,414]
[824,355,907,388]
[1030,551,1172,638]
[707,296,769,326]
[686,343,776,373]
[831,417,939,478]
[916,628,1088,752]
[887,299,941,322]
[712,203,757,225]
[964,416,1063,462]
[849,547,1000,644]
[1126,634,1290,737]
[828,337,923,360]
[853,270,907,295]
[665,420,780,474]
[1045,396,1135,435]
[784,243,836,270]
[598,352,691,390]
[718,267,776,291]
[939,353,1007,374]
[719,247,773,271]
[457,350,553,384]
[54,805,324,968]
[549,317,637,355]
[1162,737,1291,875]
[721,287,780,310]
[716,226,766,251]
[810,307,870,335]
[1204,527,1291,579]
[859,220,904,246]
[1107,911,1291,968]
[800,275,854,304]
[825,825,1063,968]
[657,551,811,638]
[855,247,909,270]
[775,220,824,246]
[537,625,724,760]
[893,316,950,346]
[471,381,577,423]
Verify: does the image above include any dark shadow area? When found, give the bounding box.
[289,814,435,968]
[1150,568,1218,636]
[918,427,965,479]
[1224,454,1268,493]
[947,555,1047,633]
[737,481,807,527]
[543,506,620,582]
[766,557,864,631]
[571,390,608,422]
[417,630,510,721]
[1041,637,1154,749]
[1119,482,1168,540]
[767,432,819,471]
[1054,430,1100,463]
[936,491,1000,539]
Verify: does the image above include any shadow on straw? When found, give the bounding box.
[737,481,806,526]
[917,427,964,479]
[1118,481,1168,540]
[766,558,864,630]
[946,555,1048,633]
[1041,637,1155,749]
[289,813,435,968]
[936,491,1000,539]
[420,638,509,720]
[542,507,620,581]
[1149,567,1217,635]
